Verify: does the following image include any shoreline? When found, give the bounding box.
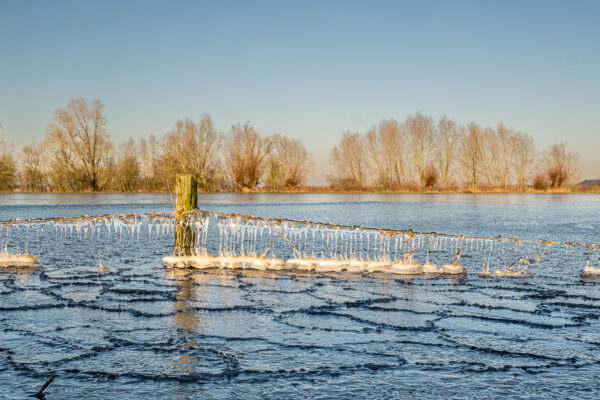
[1,187,600,195]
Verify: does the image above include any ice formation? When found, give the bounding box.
[2,209,597,279]
[580,261,600,277]
[0,245,37,267]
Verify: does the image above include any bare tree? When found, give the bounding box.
[479,126,502,188]
[366,119,405,189]
[138,137,150,186]
[510,131,535,191]
[405,112,435,190]
[0,125,17,191]
[540,143,579,188]
[159,115,220,191]
[224,123,272,190]
[479,123,514,190]
[267,134,312,189]
[21,142,48,191]
[139,134,162,190]
[45,98,113,191]
[106,138,140,192]
[459,122,483,191]
[496,123,513,191]
[436,116,459,190]
[423,164,438,189]
[328,131,369,189]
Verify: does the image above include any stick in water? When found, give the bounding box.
[35,376,55,398]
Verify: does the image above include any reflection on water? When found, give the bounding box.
[0,265,40,282]
[168,269,199,331]
[168,268,201,376]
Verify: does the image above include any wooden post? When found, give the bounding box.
[174,174,198,256]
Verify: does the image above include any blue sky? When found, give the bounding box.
[1,0,599,183]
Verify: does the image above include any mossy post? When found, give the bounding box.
[174,174,198,256]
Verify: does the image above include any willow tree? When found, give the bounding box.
[436,116,459,190]
[541,143,579,188]
[107,138,141,192]
[329,131,369,189]
[366,119,405,189]
[45,98,113,191]
[21,142,48,191]
[225,123,272,190]
[510,132,535,191]
[0,124,17,191]
[459,123,483,191]
[158,115,221,191]
[267,134,312,189]
[479,123,514,190]
[405,112,435,190]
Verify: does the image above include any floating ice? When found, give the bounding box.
[439,263,467,275]
[0,253,37,267]
[286,258,317,271]
[481,258,532,278]
[580,261,600,277]
[163,254,286,271]
[422,262,440,274]
[0,244,37,267]
[366,260,391,273]
[391,256,423,275]
[345,259,368,273]
[493,267,533,278]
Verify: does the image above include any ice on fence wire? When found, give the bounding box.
[2,211,598,278]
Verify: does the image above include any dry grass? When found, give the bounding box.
[6,184,600,194]
[247,184,600,194]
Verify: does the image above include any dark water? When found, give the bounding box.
[1,193,600,399]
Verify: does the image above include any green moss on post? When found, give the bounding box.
[174,174,198,256]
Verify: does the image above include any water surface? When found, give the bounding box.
[1,193,599,399]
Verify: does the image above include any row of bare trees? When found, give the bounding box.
[328,112,580,191]
[0,102,585,192]
[0,98,312,192]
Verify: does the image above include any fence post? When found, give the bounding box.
[174,174,198,256]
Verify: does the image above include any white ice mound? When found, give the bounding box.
[314,258,348,272]
[494,267,533,278]
[345,259,368,273]
[0,253,38,267]
[235,256,285,270]
[285,258,317,271]
[422,262,440,274]
[390,260,423,275]
[265,258,285,270]
[163,254,218,269]
[491,259,533,278]
[440,263,467,275]
[93,265,111,274]
[214,255,236,268]
[580,261,600,277]
[366,261,391,273]
[163,255,284,270]
[233,256,262,269]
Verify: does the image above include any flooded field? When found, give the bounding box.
[1,193,600,399]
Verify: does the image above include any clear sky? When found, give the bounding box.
[1,0,599,183]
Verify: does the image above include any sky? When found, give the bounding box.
[1,0,599,184]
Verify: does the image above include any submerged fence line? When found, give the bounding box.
[1,210,598,251]
[3,209,600,276]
